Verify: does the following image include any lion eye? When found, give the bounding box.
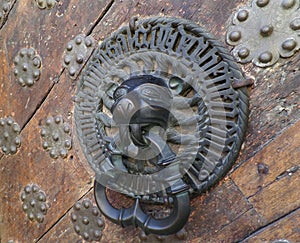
[113,87,127,100]
[141,87,160,99]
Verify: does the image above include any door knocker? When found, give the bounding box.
[74,17,249,235]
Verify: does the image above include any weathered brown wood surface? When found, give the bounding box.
[1,0,300,242]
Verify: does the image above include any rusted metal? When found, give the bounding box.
[232,78,254,88]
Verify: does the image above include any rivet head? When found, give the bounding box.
[260,25,273,37]
[75,36,82,45]
[282,39,297,51]
[36,0,56,9]
[229,31,242,42]
[290,18,300,30]
[281,0,296,9]
[256,0,269,7]
[237,10,249,22]
[258,51,273,63]
[82,216,89,225]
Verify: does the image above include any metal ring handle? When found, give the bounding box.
[94,180,190,235]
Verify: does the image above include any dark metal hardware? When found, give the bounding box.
[75,16,249,236]
[94,180,190,235]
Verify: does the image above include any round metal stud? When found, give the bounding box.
[258,51,273,63]
[282,39,297,51]
[281,0,296,9]
[0,117,21,155]
[63,35,95,79]
[290,18,300,30]
[260,25,274,37]
[256,0,269,7]
[13,48,42,87]
[35,0,56,9]
[20,184,47,223]
[229,31,242,42]
[40,116,72,159]
[70,199,105,242]
[226,0,300,67]
[237,10,249,22]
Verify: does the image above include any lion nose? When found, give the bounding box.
[113,98,136,124]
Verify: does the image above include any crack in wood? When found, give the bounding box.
[239,206,300,242]
[36,186,94,242]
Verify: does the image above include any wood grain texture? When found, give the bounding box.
[242,208,300,243]
[231,119,300,198]
[1,0,300,242]
[0,0,112,128]
[0,1,113,242]
[236,54,300,164]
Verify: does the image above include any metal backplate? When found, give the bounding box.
[75,16,249,234]
[226,0,300,67]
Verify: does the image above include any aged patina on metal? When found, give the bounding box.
[226,0,300,67]
[63,34,95,79]
[40,115,72,159]
[0,116,21,155]
[75,17,249,235]
[70,199,105,242]
[20,184,47,223]
[13,48,42,87]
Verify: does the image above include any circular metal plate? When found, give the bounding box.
[75,17,249,197]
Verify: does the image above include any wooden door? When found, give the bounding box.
[1,0,299,242]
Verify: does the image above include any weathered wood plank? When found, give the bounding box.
[91,0,248,42]
[231,119,300,198]
[237,55,300,164]
[0,1,115,240]
[0,0,112,129]
[248,169,300,223]
[0,69,95,242]
[242,208,300,243]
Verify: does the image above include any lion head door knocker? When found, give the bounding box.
[75,17,250,235]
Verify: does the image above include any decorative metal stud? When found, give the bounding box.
[20,184,47,223]
[0,0,11,28]
[70,199,105,242]
[40,115,72,159]
[0,117,21,155]
[63,34,95,79]
[226,0,300,67]
[13,48,42,87]
[35,0,57,9]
